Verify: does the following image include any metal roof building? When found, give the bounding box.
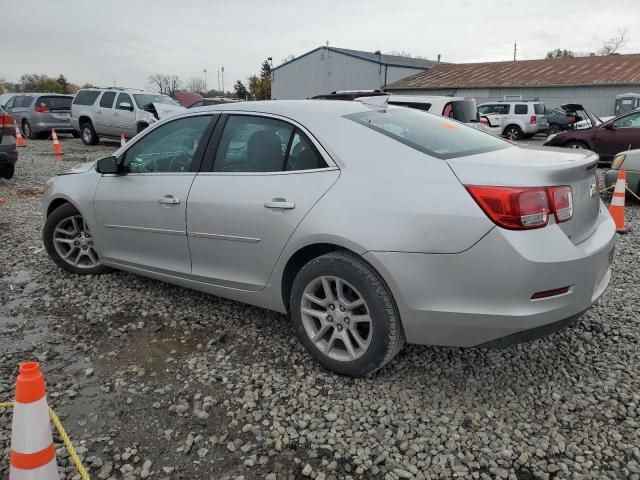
[271,46,443,100]
[385,54,640,116]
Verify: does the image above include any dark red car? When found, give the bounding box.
[544,104,640,162]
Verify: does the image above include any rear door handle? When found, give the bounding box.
[264,198,295,210]
[158,195,180,205]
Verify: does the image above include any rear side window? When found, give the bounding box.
[37,96,72,110]
[73,90,100,106]
[345,107,510,159]
[100,92,116,108]
[514,104,528,115]
[534,103,545,114]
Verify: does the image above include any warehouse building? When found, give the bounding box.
[385,54,640,117]
[271,46,443,100]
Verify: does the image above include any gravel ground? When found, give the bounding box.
[0,137,639,480]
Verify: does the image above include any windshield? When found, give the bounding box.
[345,107,510,159]
[133,94,179,109]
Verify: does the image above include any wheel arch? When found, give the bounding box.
[46,195,81,217]
[78,115,93,127]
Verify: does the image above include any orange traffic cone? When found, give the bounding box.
[51,129,63,156]
[15,124,26,147]
[120,133,126,147]
[609,169,631,234]
[9,362,59,479]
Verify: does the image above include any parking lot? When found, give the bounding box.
[1,136,639,480]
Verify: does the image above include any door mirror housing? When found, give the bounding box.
[603,122,615,130]
[118,102,133,111]
[96,156,119,174]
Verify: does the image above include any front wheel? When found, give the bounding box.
[43,203,111,275]
[290,251,404,377]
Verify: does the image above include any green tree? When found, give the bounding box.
[260,60,271,79]
[546,48,575,59]
[233,80,248,99]
[57,74,69,93]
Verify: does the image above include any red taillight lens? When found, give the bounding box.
[549,186,573,223]
[465,186,550,230]
[530,115,537,124]
[0,113,13,127]
[480,118,489,126]
[34,106,50,113]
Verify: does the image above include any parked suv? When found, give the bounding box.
[478,100,547,139]
[0,107,18,179]
[3,93,75,139]
[71,88,179,145]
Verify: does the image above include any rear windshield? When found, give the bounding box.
[345,107,510,159]
[73,90,100,106]
[445,100,479,123]
[534,103,545,114]
[388,101,432,112]
[37,96,72,110]
[133,94,178,109]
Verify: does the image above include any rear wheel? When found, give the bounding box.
[80,122,99,145]
[503,125,522,140]
[43,203,111,275]
[0,163,15,179]
[548,123,562,135]
[290,251,404,377]
[565,141,588,149]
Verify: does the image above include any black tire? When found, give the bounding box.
[43,203,111,275]
[22,120,34,140]
[71,131,81,139]
[290,251,404,377]
[503,125,523,140]
[80,121,99,146]
[0,163,15,180]
[565,141,588,150]
[548,123,562,135]
[136,122,149,134]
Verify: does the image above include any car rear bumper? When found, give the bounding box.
[32,120,73,134]
[364,202,616,347]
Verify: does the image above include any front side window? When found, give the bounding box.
[122,116,212,174]
[346,107,510,159]
[116,93,133,111]
[613,112,640,129]
[4,96,16,109]
[100,92,116,108]
[514,104,528,115]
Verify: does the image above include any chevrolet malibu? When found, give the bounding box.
[42,101,616,376]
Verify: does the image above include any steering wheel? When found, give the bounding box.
[169,153,192,172]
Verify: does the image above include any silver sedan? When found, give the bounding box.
[42,100,616,376]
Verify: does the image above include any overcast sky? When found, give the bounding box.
[2,0,639,92]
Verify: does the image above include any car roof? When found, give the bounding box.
[77,87,161,95]
[13,93,74,97]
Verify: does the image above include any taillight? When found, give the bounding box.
[34,106,50,113]
[0,113,13,127]
[549,186,573,223]
[480,118,489,126]
[530,115,537,124]
[466,185,573,230]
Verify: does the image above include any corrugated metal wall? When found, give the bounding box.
[387,85,640,117]
[271,49,426,100]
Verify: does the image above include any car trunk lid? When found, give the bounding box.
[36,96,72,122]
[447,145,601,244]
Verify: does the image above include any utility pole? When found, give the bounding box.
[513,42,517,61]
[221,67,225,94]
[203,69,207,92]
[217,69,220,92]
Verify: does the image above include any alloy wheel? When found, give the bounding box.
[52,215,100,269]
[300,275,372,362]
[82,127,92,144]
[23,122,31,139]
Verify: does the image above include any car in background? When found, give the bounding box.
[604,150,640,197]
[478,100,547,139]
[545,108,574,134]
[544,108,640,163]
[311,90,389,101]
[384,95,502,136]
[3,93,75,139]
[71,88,181,145]
[188,97,243,108]
[0,107,18,179]
[42,100,615,376]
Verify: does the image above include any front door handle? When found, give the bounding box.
[158,195,180,205]
[264,198,295,210]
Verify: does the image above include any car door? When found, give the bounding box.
[95,91,117,136]
[187,113,340,291]
[112,93,136,138]
[94,114,216,273]
[594,112,640,160]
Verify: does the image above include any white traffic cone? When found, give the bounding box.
[10,362,59,479]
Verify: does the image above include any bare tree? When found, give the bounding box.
[148,74,182,96]
[599,28,628,56]
[186,77,206,93]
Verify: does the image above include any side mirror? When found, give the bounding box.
[118,102,133,111]
[603,123,615,130]
[96,156,119,174]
